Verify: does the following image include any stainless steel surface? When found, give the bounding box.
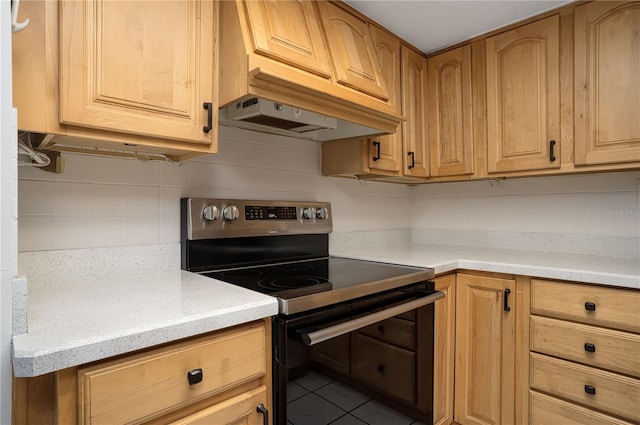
[300,291,445,346]
[185,198,332,240]
[223,205,240,222]
[278,266,435,315]
[316,207,328,220]
[302,207,316,220]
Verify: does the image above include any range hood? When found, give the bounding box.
[219,96,385,142]
[219,0,404,143]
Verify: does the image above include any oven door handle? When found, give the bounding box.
[299,290,445,346]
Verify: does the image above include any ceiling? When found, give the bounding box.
[344,0,573,54]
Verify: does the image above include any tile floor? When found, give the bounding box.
[287,370,427,425]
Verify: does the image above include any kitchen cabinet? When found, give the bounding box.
[220,0,401,136]
[432,274,456,425]
[485,15,561,174]
[574,1,640,166]
[428,45,474,178]
[12,320,272,425]
[454,273,517,425]
[529,279,640,424]
[401,45,430,178]
[13,0,218,161]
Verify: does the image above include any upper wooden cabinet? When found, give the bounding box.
[220,0,402,135]
[243,0,333,79]
[316,2,389,101]
[485,15,561,174]
[13,0,218,161]
[428,45,474,178]
[574,1,640,166]
[402,46,430,178]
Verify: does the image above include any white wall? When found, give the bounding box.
[1,2,17,421]
[411,171,640,238]
[17,127,413,252]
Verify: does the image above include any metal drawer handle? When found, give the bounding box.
[187,368,203,385]
[584,385,596,395]
[299,291,445,346]
[203,102,213,134]
[584,343,596,353]
[257,403,269,425]
[503,288,511,312]
[372,141,381,161]
[585,302,596,311]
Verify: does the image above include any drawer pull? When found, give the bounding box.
[584,343,596,353]
[203,102,213,134]
[584,385,596,395]
[504,288,511,312]
[585,302,596,311]
[187,368,203,385]
[257,403,269,425]
[377,325,384,333]
[372,141,381,161]
[377,364,385,373]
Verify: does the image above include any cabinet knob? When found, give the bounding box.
[585,302,596,311]
[187,368,203,385]
[584,385,596,395]
[584,343,596,353]
[377,325,384,333]
[377,364,385,373]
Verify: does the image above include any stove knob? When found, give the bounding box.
[202,205,219,222]
[222,205,240,222]
[302,207,316,220]
[316,207,328,220]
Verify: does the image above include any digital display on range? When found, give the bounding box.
[245,206,297,220]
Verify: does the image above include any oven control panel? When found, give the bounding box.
[183,198,332,239]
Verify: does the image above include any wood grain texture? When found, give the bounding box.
[433,274,456,425]
[530,390,634,425]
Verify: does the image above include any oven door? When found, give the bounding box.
[273,281,444,425]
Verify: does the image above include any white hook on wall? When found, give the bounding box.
[11,0,30,33]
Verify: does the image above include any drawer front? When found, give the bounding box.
[531,279,640,332]
[351,333,415,404]
[169,386,267,425]
[359,317,416,350]
[530,315,640,378]
[79,322,267,425]
[530,352,640,422]
[530,390,633,425]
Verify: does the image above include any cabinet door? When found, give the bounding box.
[486,15,560,173]
[428,45,474,177]
[402,46,429,177]
[243,0,332,79]
[368,25,402,173]
[169,386,268,425]
[574,1,640,166]
[59,0,216,145]
[317,2,389,101]
[433,275,456,425]
[455,274,516,425]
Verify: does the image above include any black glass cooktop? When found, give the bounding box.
[203,257,432,300]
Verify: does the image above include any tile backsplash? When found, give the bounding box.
[18,127,639,256]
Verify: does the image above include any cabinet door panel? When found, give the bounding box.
[402,47,429,177]
[574,1,640,165]
[368,25,402,172]
[455,274,515,425]
[317,2,389,101]
[244,0,332,79]
[60,0,215,145]
[486,15,560,173]
[433,275,456,425]
[428,45,474,177]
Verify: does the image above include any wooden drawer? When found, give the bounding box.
[358,317,416,350]
[530,352,640,422]
[169,386,267,425]
[78,322,267,425]
[530,315,640,378]
[531,279,640,332]
[351,333,415,404]
[530,390,634,425]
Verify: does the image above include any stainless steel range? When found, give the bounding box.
[181,198,443,424]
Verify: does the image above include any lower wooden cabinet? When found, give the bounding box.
[12,320,272,425]
[454,273,519,425]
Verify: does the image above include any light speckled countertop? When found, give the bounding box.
[12,270,278,377]
[331,244,640,289]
